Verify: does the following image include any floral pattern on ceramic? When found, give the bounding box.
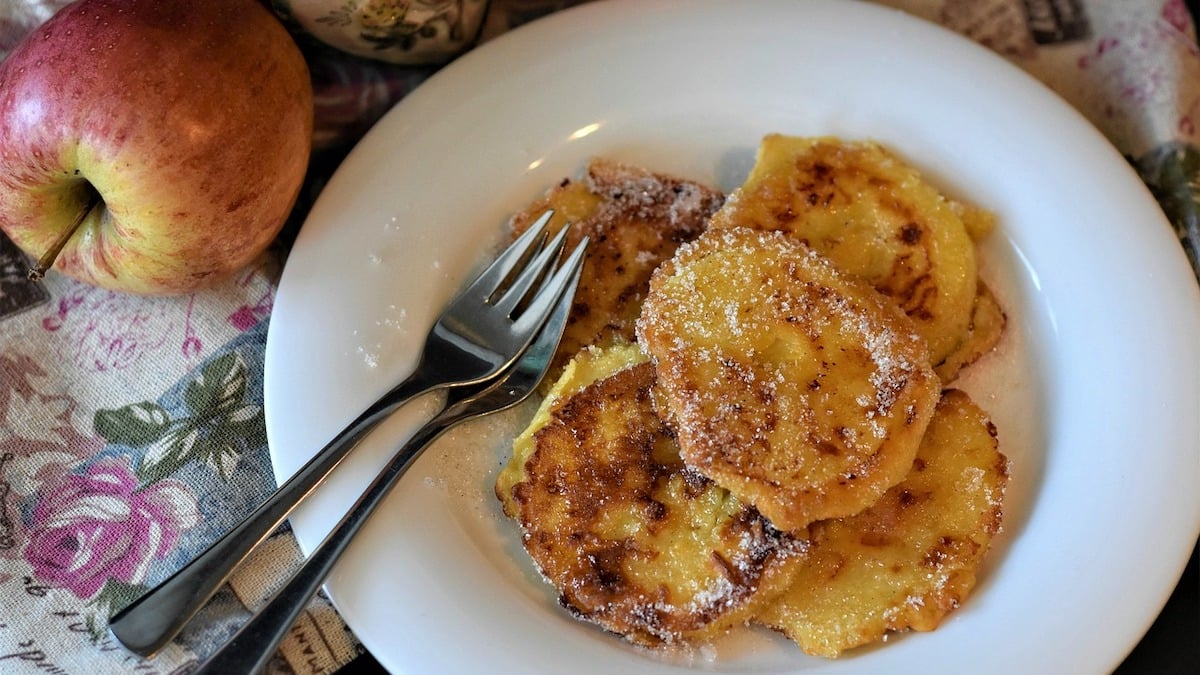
[274,0,489,64]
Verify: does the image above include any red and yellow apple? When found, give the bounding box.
[0,0,313,295]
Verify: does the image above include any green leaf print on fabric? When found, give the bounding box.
[93,352,267,483]
[184,352,247,413]
[1135,141,1200,280]
[93,402,171,448]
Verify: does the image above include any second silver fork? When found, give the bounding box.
[108,211,583,657]
[192,240,585,674]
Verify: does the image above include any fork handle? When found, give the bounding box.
[192,400,458,675]
[107,373,442,657]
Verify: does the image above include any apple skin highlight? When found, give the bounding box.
[0,0,314,295]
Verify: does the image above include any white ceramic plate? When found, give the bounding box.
[264,1,1200,673]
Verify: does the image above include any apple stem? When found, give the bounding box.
[28,191,101,281]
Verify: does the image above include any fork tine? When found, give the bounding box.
[181,240,586,675]
[108,210,572,662]
[512,237,589,337]
[460,210,554,300]
[518,245,584,369]
[494,224,570,316]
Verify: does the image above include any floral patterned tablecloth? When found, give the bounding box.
[0,1,1196,674]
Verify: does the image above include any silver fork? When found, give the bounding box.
[108,211,580,657]
[193,248,584,674]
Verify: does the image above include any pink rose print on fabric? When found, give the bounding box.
[23,458,198,599]
[1,351,104,558]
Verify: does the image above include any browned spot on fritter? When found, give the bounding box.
[513,360,806,645]
[509,159,724,381]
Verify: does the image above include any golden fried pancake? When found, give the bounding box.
[495,343,647,519]
[509,159,723,380]
[758,389,1009,657]
[934,282,1006,382]
[637,227,940,533]
[497,343,806,645]
[953,196,997,242]
[709,135,980,366]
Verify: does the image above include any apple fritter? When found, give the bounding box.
[508,159,723,381]
[496,343,807,645]
[495,343,648,519]
[934,282,1006,383]
[637,227,941,534]
[757,389,1009,658]
[709,135,980,367]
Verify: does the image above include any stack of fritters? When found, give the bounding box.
[759,389,1007,657]
[497,343,807,645]
[495,137,1010,657]
[636,227,941,534]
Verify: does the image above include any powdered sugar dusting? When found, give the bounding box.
[639,226,940,532]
